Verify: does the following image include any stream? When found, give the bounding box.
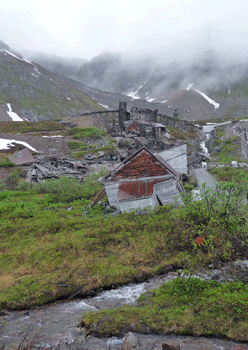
[1,269,248,350]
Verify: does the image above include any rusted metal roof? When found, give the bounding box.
[9,147,35,165]
[154,153,178,177]
[117,179,164,201]
[124,120,139,132]
[117,175,183,203]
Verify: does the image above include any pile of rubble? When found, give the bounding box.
[26,157,88,183]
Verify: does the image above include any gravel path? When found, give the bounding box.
[194,167,218,190]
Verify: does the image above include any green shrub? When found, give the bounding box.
[68,141,88,150]
[209,166,248,182]
[33,170,108,203]
[67,127,100,139]
[0,159,14,167]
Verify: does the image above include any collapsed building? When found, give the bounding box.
[103,147,184,213]
[26,158,88,183]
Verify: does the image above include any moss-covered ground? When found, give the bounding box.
[81,277,248,341]
[0,121,66,134]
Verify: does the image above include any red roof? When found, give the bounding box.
[117,179,164,201]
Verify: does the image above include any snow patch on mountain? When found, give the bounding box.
[0,138,38,152]
[6,103,23,122]
[127,81,148,100]
[186,83,219,108]
[33,66,41,75]
[195,89,220,108]
[98,103,110,110]
[187,83,194,90]
[146,97,156,102]
[31,73,39,78]
[1,49,33,65]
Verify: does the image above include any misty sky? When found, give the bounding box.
[0,0,248,60]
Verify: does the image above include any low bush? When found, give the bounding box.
[209,166,248,182]
[68,141,88,150]
[33,170,107,203]
[0,159,14,167]
[0,176,248,311]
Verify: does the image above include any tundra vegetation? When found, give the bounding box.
[212,136,242,163]
[1,171,248,341]
[0,121,66,134]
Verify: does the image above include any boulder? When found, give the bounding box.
[121,332,139,350]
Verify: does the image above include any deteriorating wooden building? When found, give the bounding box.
[103,147,184,213]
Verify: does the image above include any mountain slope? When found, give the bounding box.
[166,89,216,121]
[0,41,102,121]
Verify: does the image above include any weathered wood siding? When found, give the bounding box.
[119,195,156,213]
[112,149,170,180]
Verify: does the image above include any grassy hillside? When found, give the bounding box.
[0,121,66,134]
[0,176,248,311]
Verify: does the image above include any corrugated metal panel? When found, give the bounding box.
[117,178,167,201]
[154,179,183,205]
[103,182,120,209]
[155,144,187,174]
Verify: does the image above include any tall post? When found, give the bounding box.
[118,102,127,131]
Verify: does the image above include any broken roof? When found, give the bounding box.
[9,147,35,165]
[155,144,187,174]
